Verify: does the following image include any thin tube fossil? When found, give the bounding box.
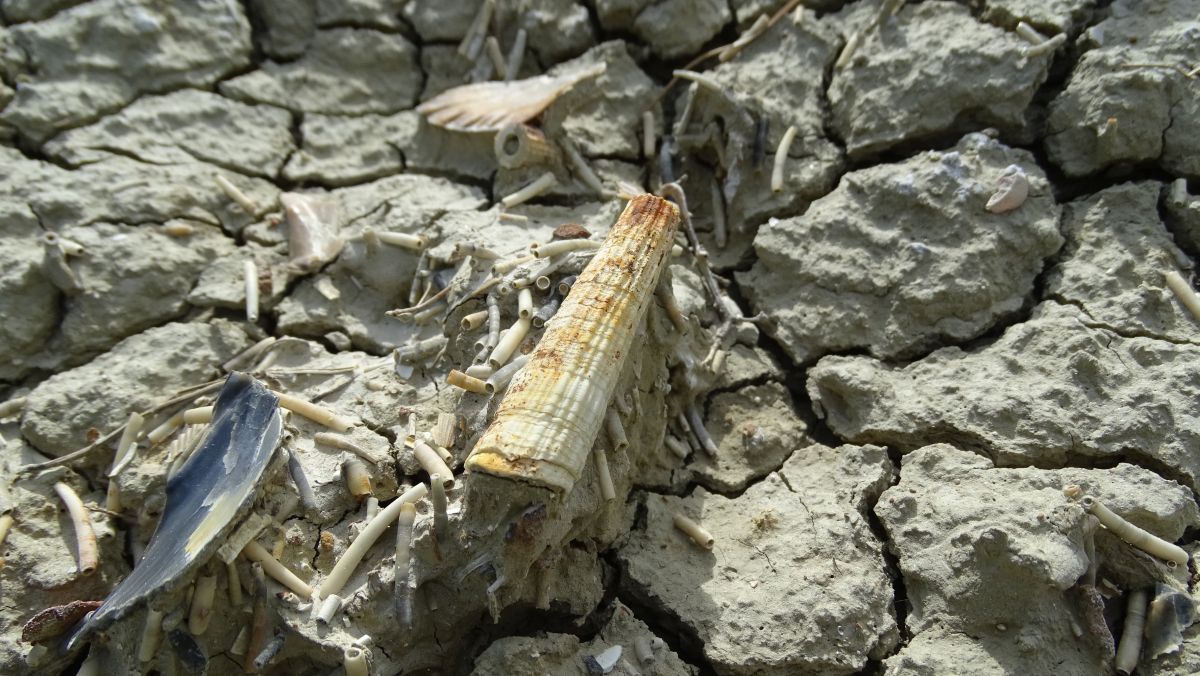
[244,260,259,322]
[772,125,798,193]
[319,483,428,600]
[1082,496,1189,566]
[242,541,313,598]
[1115,588,1149,675]
[502,172,558,208]
[54,482,97,576]
[673,513,714,549]
[1164,271,1200,322]
[314,432,383,465]
[485,354,530,394]
[108,411,145,477]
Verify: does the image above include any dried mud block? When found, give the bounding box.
[248,0,317,59]
[976,0,1096,35]
[619,444,898,675]
[876,444,1198,676]
[471,601,695,675]
[1046,182,1200,344]
[494,0,597,65]
[540,41,658,160]
[43,91,296,178]
[829,1,1053,158]
[20,320,251,457]
[740,134,1062,365]
[627,0,731,60]
[0,205,60,383]
[49,222,237,361]
[0,0,87,22]
[0,147,278,235]
[403,0,479,42]
[711,344,784,391]
[689,383,814,493]
[0,443,128,673]
[1045,0,1200,178]
[220,28,421,115]
[283,113,409,186]
[0,0,252,144]
[1163,180,1200,256]
[809,301,1200,491]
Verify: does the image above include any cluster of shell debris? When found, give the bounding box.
[3,0,1200,674]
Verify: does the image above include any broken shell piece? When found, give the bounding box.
[416,63,606,132]
[280,192,344,274]
[494,123,560,169]
[985,165,1029,213]
[243,540,313,599]
[344,645,369,676]
[138,608,165,662]
[1164,271,1200,323]
[1115,588,1149,675]
[433,412,457,449]
[465,195,681,493]
[54,482,97,576]
[584,644,623,674]
[673,513,714,550]
[343,458,373,499]
[1082,495,1189,566]
[68,374,282,649]
[319,483,428,599]
[1145,582,1197,659]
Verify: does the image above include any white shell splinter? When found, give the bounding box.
[416,63,606,132]
[985,165,1029,213]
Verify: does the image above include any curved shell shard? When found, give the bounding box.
[466,195,681,493]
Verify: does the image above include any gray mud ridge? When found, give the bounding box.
[2,0,1200,675]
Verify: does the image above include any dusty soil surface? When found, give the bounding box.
[2,0,1200,675]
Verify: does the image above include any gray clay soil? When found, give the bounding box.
[2,1,1200,675]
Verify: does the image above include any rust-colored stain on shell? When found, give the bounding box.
[465,194,680,494]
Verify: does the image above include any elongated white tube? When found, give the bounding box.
[54,482,97,575]
[501,171,557,208]
[1165,271,1200,323]
[487,317,531,369]
[344,646,369,676]
[319,483,428,599]
[594,447,615,501]
[485,354,530,394]
[673,513,714,549]
[188,573,218,635]
[138,608,164,662]
[272,391,355,431]
[1015,21,1047,44]
[313,432,381,465]
[244,260,259,322]
[1083,496,1189,566]
[316,594,343,625]
[431,474,449,543]
[505,28,526,80]
[448,369,489,394]
[530,239,600,259]
[394,502,416,589]
[414,441,454,487]
[242,541,313,598]
[772,125,798,193]
[518,287,534,319]
[642,111,655,160]
[183,406,214,425]
[605,410,628,452]
[108,411,145,477]
[146,412,183,445]
[214,174,258,214]
[664,435,690,459]
[1115,588,1149,675]
[461,310,489,330]
[375,230,427,250]
[227,560,243,606]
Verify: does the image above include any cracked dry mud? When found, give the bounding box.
[2,0,1200,675]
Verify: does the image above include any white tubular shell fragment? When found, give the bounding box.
[244,260,259,323]
[138,608,165,662]
[183,406,214,425]
[561,137,608,197]
[374,230,428,251]
[487,317,531,369]
[673,513,714,550]
[1165,271,1200,322]
[448,369,489,394]
[0,396,27,419]
[433,412,457,449]
[665,435,690,459]
[466,195,680,493]
[320,483,428,599]
[518,287,534,320]
[710,177,727,249]
[227,560,243,606]
[772,125,798,193]
[109,411,145,477]
[54,482,97,575]
[314,432,381,465]
[214,174,258,215]
[1083,496,1189,566]
[431,474,449,543]
[242,540,313,599]
[394,502,416,587]
[530,238,601,259]
[485,354,530,394]
[146,412,183,445]
[188,573,218,635]
[344,646,369,676]
[642,111,656,160]
[415,441,454,487]
[461,309,489,331]
[343,458,373,499]
[1115,589,1149,675]
[316,594,344,625]
[985,166,1029,213]
[502,171,558,208]
[594,446,616,502]
[1025,32,1066,56]
[1015,21,1047,44]
[273,391,355,431]
[605,409,628,452]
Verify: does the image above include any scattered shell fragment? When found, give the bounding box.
[416,63,606,132]
[465,195,681,493]
[1145,582,1197,659]
[985,165,1029,213]
[280,192,344,274]
[494,124,559,169]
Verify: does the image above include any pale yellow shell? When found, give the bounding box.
[416,63,605,133]
[465,195,681,493]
